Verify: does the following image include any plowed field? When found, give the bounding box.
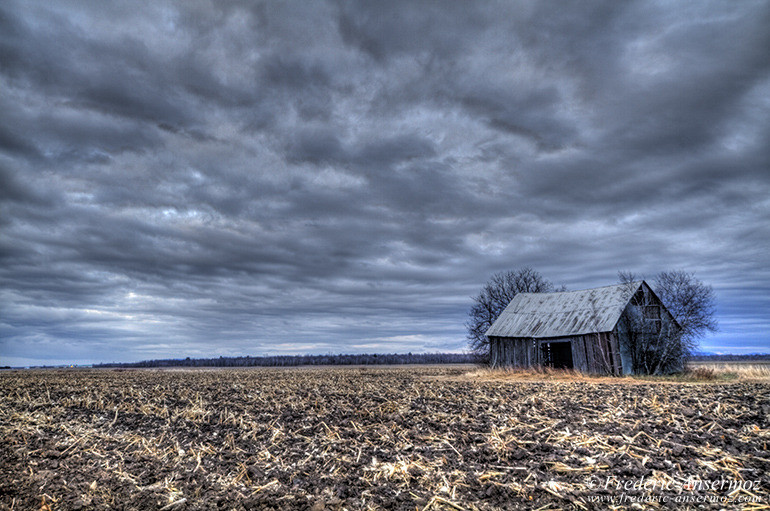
[1,366,768,510]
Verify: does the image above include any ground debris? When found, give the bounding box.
[1,366,768,510]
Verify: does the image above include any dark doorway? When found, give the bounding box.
[541,341,574,369]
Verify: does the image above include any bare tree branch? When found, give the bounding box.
[654,270,718,342]
[466,268,556,363]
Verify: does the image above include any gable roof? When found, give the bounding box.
[485,281,644,339]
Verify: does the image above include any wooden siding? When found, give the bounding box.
[570,336,587,372]
[489,337,539,369]
[491,332,623,375]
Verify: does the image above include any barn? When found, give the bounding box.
[485,281,680,375]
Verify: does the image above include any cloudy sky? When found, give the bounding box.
[2,1,769,366]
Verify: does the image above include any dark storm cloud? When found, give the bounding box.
[1,0,769,365]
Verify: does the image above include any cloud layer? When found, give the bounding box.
[2,0,769,365]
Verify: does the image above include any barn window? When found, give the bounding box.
[644,305,661,333]
[644,305,660,320]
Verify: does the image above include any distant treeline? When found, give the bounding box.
[689,353,770,362]
[94,352,477,368]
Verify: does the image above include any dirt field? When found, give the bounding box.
[1,366,768,510]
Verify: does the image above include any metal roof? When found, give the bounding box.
[485,282,643,339]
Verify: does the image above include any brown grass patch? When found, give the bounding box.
[687,362,770,381]
[465,362,770,384]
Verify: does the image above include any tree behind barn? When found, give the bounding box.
[618,270,717,373]
[654,270,718,343]
[466,268,557,363]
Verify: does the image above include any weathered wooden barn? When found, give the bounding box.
[485,281,680,375]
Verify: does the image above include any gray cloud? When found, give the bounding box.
[1,0,769,365]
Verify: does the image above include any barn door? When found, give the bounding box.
[541,341,574,370]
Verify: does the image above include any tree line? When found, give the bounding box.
[689,353,770,362]
[94,352,476,368]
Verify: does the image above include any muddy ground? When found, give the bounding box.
[1,366,768,510]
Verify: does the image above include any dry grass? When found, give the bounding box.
[686,362,770,381]
[466,362,770,383]
[464,367,612,382]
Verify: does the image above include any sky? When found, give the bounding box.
[1,1,769,366]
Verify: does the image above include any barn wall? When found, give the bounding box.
[491,334,623,375]
[609,332,623,375]
[615,317,634,375]
[568,334,620,375]
[615,281,683,374]
[489,337,537,369]
[595,332,622,375]
[570,336,587,372]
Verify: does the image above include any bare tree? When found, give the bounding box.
[617,270,717,374]
[466,267,557,363]
[617,271,639,288]
[653,270,718,344]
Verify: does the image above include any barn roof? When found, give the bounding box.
[485,282,644,339]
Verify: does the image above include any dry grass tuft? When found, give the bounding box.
[467,362,770,383]
[465,366,646,385]
[687,362,770,381]
[466,367,595,382]
[681,366,718,380]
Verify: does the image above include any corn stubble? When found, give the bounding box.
[0,367,768,510]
